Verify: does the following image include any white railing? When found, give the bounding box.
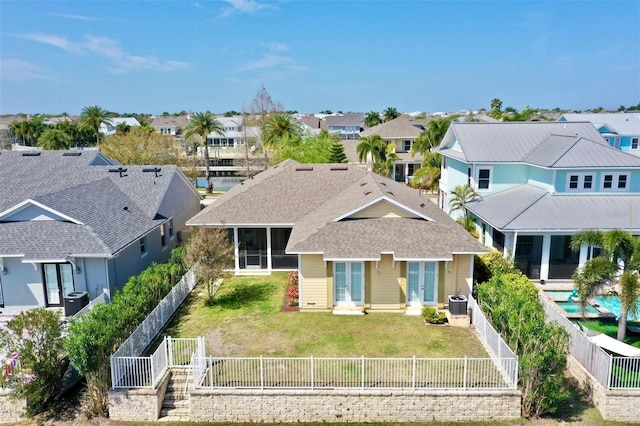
[110,265,199,389]
[194,356,517,390]
[73,290,110,318]
[469,296,519,387]
[191,337,207,388]
[538,292,640,389]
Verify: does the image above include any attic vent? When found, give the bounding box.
[420,203,425,208]
[143,167,162,177]
[386,191,394,196]
[22,152,41,156]
[330,166,348,171]
[295,166,313,171]
[359,182,367,186]
[364,191,372,196]
[62,152,81,156]
[380,182,387,186]
[108,167,128,178]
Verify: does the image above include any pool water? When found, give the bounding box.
[595,296,640,320]
[555,301,600,315]
[544,290,578,300]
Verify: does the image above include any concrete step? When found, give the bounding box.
[160,407,190,420]
[162,398,189,410]
[163,390,189,400]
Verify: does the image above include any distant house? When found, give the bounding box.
[0,150,201,314]
[435,121,640,281]
[356,115,429,183]
[558,112,640,156]
[99,117,141,136]
[324,113,364,140]
[187,160,485,313]
[151,115,190,138]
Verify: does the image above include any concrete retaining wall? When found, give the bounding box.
[108,370,170,421]
[189,388,521,423]
[0,389,26,423]
[567,354,640,422]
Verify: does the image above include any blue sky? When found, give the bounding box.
[1,1,638,115]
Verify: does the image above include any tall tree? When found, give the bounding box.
[262,113,300,149]
[373,143,399,177]
[78,105,112,147]
[490,98,503,119]
[411,116,456,157]
[249,85,282,168]
[328,141,348,163]
[448,184,479,220]
[100,127,183,165]
[37,128,72,150]
[383,107,400,122]
[183,112,224,190]
[356,135,385,171]
[364,111,381,128]
[571,229,640,341]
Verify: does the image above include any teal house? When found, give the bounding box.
[558,112,640,156]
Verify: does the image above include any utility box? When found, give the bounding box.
[64,291,89,317]
[448,295,468,316]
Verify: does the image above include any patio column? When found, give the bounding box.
[540,234,551,281]
[578,242,589,268]
[266,227,272,271]
[233,227,240,273]
[404,163,409,183]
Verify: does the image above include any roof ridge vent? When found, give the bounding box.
[295,166,313,171]
[386,191,394,196]
[62,152,82,156]
[330,166,348,171]
[108,167,128,178]
[359,182,367,186]
[364,190,372,195]
[143,167,162,177]
[22,152,41,156]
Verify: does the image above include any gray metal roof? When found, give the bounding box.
[436,122,608,164]
[0,150,193,258]
[559,113,640,135]
[189,160,486,259]
[466,184,640,232]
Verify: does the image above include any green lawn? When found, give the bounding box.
[577,319,640,348]
[162,272,489,358]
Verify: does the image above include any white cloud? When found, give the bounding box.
[0,59,51,81]
[241,54,293,71]
[49,12,98,21]
[260,42,289,53]
[219,0,272,17]
[13,33,190,74]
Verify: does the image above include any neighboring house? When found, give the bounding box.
[0,150,201,314]
[558,112,640,156]
[357,115,429,183]
[324,113,364,140]
[99,117,141,136]
[435,121,640,281]
[151,115,190,138]
[187,160,486,314]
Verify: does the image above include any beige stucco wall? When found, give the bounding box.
[442,254,473,303]
[369,254,402,310]
[0,390,26,423]
[350,200,415,219]
[299,254,329,310]
[189,388,521,422]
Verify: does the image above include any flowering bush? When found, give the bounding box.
[282,270,300,311]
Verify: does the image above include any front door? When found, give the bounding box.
[43,263,74,307]
[407,262,437,306]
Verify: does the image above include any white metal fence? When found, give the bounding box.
[193,355,517,390]
[538,293,640,389]
[74,290,110,318]
[110,266,198,389]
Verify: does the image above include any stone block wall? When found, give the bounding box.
[0,389,26,423]
[189,388,521,423]
[108,370,170,421]
[567,354,640,422]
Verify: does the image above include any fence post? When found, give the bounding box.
[361,356,365,389]
[260,355,264,390]
[149,356,156,389]
[167,336,173,367]
[110,355,116,389]
[607,354,613,389]
[463,356,467,390]
[310,356,314,390]
[412,356,416,389]
[208,356,213,389]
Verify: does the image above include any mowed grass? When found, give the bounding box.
[577,319,640,348]
[162,272,489,358]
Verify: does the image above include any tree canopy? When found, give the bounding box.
[100,127,184,165]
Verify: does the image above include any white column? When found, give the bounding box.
[540,234,551,281]
[578,242,589,268]
[266,227,272,271]
[233,227,240,273]
[404,163,409,183]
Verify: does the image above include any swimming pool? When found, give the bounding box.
[595,296,640,320]
[544,290,578,301]
[555,301,600,315]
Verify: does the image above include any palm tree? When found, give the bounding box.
[77,105,112,147]
[448,184,479,220]
[364,111,381,128]
[183,112,225,190]
[356,135,385,171]
[411,117,455,157]
[570,229,640,341]
[373,144,399,177]
[262,113,300,148]
[37,128,72,150]
[383,107,399,122]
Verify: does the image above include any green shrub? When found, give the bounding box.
[421,306,447,324]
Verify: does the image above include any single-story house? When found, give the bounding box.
[0,150,201,314]
[186,160,486,314]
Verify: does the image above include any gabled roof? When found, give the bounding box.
[360,115,430,139]
[466,184,640,232]
[325,113,364,128]
[151,115,189,128]
[188,160,486,260]
[436,121,640,167]
[0,150,197,259]
[559,113,640,135]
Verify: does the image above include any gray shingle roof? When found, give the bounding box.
[188,160,486,260]
[360,115,430,139]
[437,122,608,164]
[466,184,640,232]
[0,150,191,258]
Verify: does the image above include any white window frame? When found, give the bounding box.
[601,172,630,192]
[566,173,595,192]
[168,218,175,239]
[406,262,438,306]
[333,262,364,306]
[632,137,639,150]
[140,237,148,257]
[403,140,412,152]
[476,167,493,191]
